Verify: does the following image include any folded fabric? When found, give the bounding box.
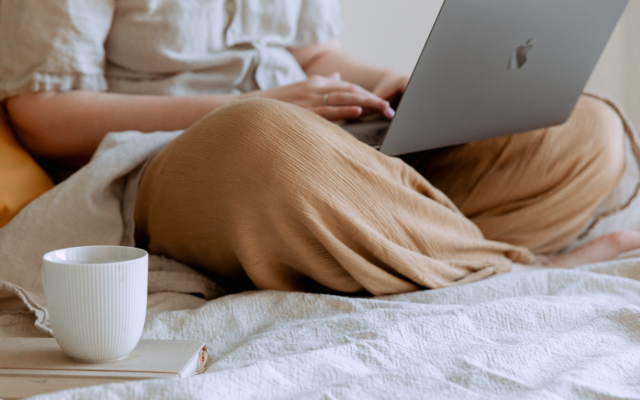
[0,129,224,335]
[0,106,54,227]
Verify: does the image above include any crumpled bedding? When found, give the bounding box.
[1,91,640,399]
[0,130,224,335]
[26,260,640,400]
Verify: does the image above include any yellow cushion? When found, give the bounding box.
[0,107,54,227]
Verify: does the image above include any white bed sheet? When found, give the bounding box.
[22,259,640,400]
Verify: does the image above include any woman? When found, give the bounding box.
[1,0,636,295]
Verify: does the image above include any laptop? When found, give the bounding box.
[341,0,629,156]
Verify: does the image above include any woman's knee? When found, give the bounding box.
[507,95,626,187]
[189,98,289,147]
[163,98,356,189]
[208,98,328,142]
[566,95,626,182]
[185,98,339,160]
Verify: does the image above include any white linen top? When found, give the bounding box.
[0,0,343,101]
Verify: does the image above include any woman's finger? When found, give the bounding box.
[373,75,410,100]
[375,84,406,103]
[373,85,399,102]
[321,91,389,112]
[312,79,370,95]
[311,106,363,121]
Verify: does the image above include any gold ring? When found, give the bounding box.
[323,93,329,106]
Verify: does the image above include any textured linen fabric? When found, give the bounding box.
[0,129,223,335]
[133,95,623,295]
[0,0,342,100]
[404,95,627,254]
[23,259,640,400]
[565,94,640,252]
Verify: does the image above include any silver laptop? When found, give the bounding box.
[342,0,629,156]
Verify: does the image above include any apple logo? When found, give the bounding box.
[508,38,534,70]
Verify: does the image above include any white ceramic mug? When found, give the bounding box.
[42,246,148,363]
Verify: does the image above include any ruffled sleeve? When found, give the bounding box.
[0,0,115,101]
[293,0,343,47]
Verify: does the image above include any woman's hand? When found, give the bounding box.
[372,70,410,103]
[260,73,395,121]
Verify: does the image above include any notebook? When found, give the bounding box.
[0,338,208,399]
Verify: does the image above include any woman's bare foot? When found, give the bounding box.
[535,230,640,269]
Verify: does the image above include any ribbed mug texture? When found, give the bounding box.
[42,246,148,363]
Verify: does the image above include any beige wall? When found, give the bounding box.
[586,1,640,128]
[339,0,640,128]
[340,0,441,75]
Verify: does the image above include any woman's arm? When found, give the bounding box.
[6,91,239,162]
[6,41,398,163]
[6,75,390,161]
[289,39,410,102]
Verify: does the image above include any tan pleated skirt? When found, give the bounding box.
[134,95,625,295]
